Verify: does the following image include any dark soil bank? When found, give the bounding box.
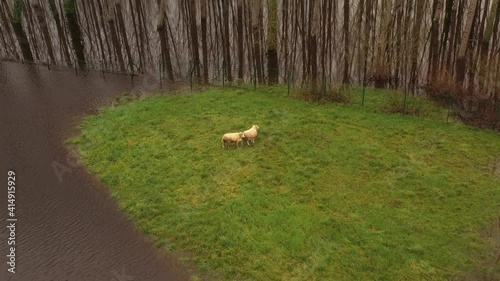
[0,61,188,281]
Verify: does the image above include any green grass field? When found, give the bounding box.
[70,86,500,280]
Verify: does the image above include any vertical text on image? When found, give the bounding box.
[7,171,17,274]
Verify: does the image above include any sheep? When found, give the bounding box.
[243,125,260,145]
[221,132,246,148]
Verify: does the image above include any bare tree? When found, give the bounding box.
[65,0,85,68]
[0,1,19,60]
[429,0,444,81]
[32,1,54,64]
[157,0,174,81]
[1,0,498,116]
[10,0,33,61]
[48,0,71,65]
[114,1,133,72]
[106,0,124,72]
[187,0,200,78]
[251,0,263,83]
[223,0,233,81]
[87,0,108,68]
[343,0,350,84]
[479,0,498,82]
[201,0,209,83]
[267,0,279,84]
[456,0,479,83]
[310,0,319,93]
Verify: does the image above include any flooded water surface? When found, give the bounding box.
[0,61,188,281]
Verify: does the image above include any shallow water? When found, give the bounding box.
[0,61,188,281]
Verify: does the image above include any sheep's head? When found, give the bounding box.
[239,132,246,138]
[253,125,260,130]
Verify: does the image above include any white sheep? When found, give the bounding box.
[221,132,246,148]
[243,125,260,145]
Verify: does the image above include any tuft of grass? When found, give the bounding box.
[71,86,500,280]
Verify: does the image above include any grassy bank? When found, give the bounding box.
[70,86,499,280]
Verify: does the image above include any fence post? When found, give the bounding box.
[494,102,499,131]
[222,61,225,87]
[101,61,105,80]
[74,56,78,75]
[287,71,291,95]
[447,94,452,122]
[253,64,256,90]
[403,88,408,114]
[129,61,134,84]
[158,62,162,89]
[322,76,326,99]
[362,80,366,106]
[189,62,193,91]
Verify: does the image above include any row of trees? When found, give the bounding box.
[0,0,499,102]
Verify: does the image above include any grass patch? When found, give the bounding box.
[70,86,500,280]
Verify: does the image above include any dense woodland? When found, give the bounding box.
[0,0,499,124]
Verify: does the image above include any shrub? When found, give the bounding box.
[382,90,424,116]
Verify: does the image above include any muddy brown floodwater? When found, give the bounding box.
[0,61,189,281]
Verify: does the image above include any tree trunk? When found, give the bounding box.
[364,0,373,82]
[166,13,182,73]
[429,0,444,81]
[64,0,85,68]
[96,0,114,69]
[81,0,96,63]
[157,0,174,81]
[409,0,425,89]
[223,0,232,81]
[374,0,393,88]
[11,0,33,62]
[244,0,254,79]
[251,0,263,83]
[356,0,365,82]
[0,27,8,58]
[492,0,500,49]
[0,1,19,60]
[129,0,144,72]
[300,1,307,82]
[267,0,279,84]
[281,0,289,79]
[201,0,209,83]
[446,0,459,70]
[393,1,403,87]
[480,0,499,83]
[456,0,479,84]
[32,1,55,64]
[88,0,107,69]
[106,0,124,72]
[237,0,244,81]
[48,0,71,66]
[115,0,133,73]
[439,0,454,70]
[136,0,152,71]
[188,0,200,78]
[23,0,42,61]
[310,0,319,94]
[343,0,350,84]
